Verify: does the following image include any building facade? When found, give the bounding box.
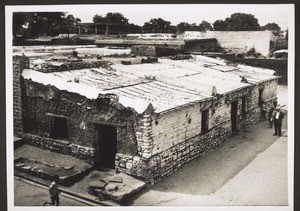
[13,52,278,184]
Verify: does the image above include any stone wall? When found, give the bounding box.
[21,79,139,164]
[131,45,182,57]
[200,31,273,57]
[33,60,109,73]
[115,79,278,183]
[21,133,96,164]
[151,104,201,155]
[13,56,30,136]
[184,38,222,53]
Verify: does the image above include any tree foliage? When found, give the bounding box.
[213,20,227,31]
[261,23,281,31]
[213,13,261,31]
[142,18,171,33]
[93,12,129,24]
[199,21,213,31]
[177,22,191,33]
[13,12,81,39]
[60,14,81,34]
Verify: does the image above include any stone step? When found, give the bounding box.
[88,172,146,203]
[14,137,24,149]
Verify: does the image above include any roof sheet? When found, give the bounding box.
[22,55,277,114]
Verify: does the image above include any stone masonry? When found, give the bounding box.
[13,56,30,136]
[14,55,278,184]
[115,80,278,184]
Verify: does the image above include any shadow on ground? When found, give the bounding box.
[138,118,288,196]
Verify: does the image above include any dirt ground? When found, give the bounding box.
[14,177,89,206]
[131,85,289,206]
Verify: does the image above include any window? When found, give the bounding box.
[201,109,209,134]
[50,116,68,139]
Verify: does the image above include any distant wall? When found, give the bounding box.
[199,31,273,57]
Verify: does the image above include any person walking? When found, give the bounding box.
[273,105,284,137]
[44,174,60,206]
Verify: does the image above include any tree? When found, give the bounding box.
[142,18,171,33]
[189,23,200,31]
[93,12,128,24]
[261,23,281,31]
[177,22,191,32]
[105,12,128,24]
[13,12,81,39]
[13,12,32,38]
[199,20,213,31]
[199,21,213,31]
[61,14,81,34]
[213,13,261,31]
[93,14,107,23]
[213,20,227,31]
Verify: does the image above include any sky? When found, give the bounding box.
[8,4,292,30]
[65,4,290,30]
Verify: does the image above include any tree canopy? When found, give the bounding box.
[142,18,172,33]
[13,12,81,39]
[199,21,213,31]
[93,12,129,24]
[261,23,281,31]
[213,13,261,31]
[177,22,191,33]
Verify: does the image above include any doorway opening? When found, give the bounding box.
[95,124,117,169]
[201,109,209,134]
[231,100,238,132]
[258,88,264,106]
[242,96,246,119]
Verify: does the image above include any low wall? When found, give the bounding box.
[31,60,110,73]
[131,45,182,57]
[233,58,287,84]
[21,134,96,164]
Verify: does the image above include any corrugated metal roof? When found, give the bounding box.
[23,55,277,114]
[111,81,206,113]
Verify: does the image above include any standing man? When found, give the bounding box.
[273,105,284,137]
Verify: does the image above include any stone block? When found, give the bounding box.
[105,183,119,192]
[108,175,123,183]
[133,156,140,162]
[89,180,107,189]
[126,162,133,170]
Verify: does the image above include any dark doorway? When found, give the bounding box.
[258,88,264,106]
[242,96,246,119]
[231,100,238,132]
[95,124,117,169]
[201,109,209,134]
[50,117,68,139]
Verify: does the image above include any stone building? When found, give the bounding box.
[13,52,279,184]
